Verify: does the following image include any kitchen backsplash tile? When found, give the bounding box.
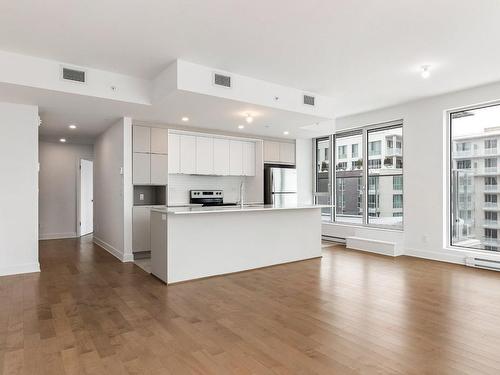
[168,174,248,205]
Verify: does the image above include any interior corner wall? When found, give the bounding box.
[322,80,500,264]
[0,102,39,276]
[296,138,314,205]
[93,118,129,261]
[39,141,94,240]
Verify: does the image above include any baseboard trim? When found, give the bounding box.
[404,247,466,265]
[39,232,78,240]
[93,237,133,263]
[0,262,40,277]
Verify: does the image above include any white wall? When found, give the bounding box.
[0,102,39,276]
[93,117,133,262]
[296,138,314,205]
[323,80,500,264]
[39,141,93,239]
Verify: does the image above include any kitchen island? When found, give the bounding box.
[150,204,329,284]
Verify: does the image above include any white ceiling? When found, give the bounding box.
[1,0,500,138]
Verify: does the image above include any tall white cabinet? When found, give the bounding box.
[132,125,168,185]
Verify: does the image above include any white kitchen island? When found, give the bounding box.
[150,204,328,284]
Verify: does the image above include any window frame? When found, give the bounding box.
[314,119,404,230]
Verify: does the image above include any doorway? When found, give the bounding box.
[79,159,94,236]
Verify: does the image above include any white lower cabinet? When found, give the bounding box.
[133,153,150,184]
[213,138,230,175]
[132,206,151,253]
[151,154,168,184]
[229,140,243,176]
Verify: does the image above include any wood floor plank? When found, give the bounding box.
[1,236,500,374]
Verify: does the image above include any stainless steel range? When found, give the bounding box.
[189,190,237,207]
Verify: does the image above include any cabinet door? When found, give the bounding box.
[151,154,168,185]
[180,135,196,174]
[151,127,168,154]
[229,140,243,176]
[133,126,151,153]
[132,206,150,253]
[133,153,150,184]
[264,141,280,162]
[168,133,180,174]
[196,136,214,175]
[279,142,295,164]
[213,138,230,175]
[242,141,256,176]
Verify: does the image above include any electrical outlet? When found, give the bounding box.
[139,193,144,201]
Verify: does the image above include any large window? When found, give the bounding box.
[314,137,332,221]
[315,121,403,229]
[450,103,500,252]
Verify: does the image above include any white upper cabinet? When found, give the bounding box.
[229,140,243,176]
[242,141,256,176]
[264,140,295,165]
[150,154,168,185]
[279,142,295,164]
[264,141,280,162]
[133,126,151,153]
[213,138,230,175]
[195,136,214,175]
[180,135,196,174]
[168,133,180,174]
[133,153,150,184]
[151,127,168,154]
[168,132,256,176]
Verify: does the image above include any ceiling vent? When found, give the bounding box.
[303,94,315,106]
[213,73,231,88]
[61,67,86,83]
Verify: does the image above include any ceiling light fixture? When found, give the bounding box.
[68,124,77,129]
[245,114,254,124]
[238,125,245,129]
[59,138,66,143]
[420,65,431,79]
[181,117,189,122]
[283,131,289,135]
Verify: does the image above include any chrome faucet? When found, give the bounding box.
[238,180,245,208]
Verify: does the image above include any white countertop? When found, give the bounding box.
[152,204,333,215]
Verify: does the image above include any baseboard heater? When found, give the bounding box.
[321,235,346,244]
[465,256,500,272]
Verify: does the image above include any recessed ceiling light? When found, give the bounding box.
[68,124,77,129]
[283,131,289,135]
[238,125,245,129]
[420,65,431,79]
[181,117,189,122]
[59,138,66,143]
[245,114,253,124]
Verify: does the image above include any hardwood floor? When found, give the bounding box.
[1,237,500,374]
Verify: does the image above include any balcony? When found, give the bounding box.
[484,202,499,210]
[482,237,500,247]
[485,185,500,192]
[485,148,498,155]
[483,220,500,229]
[386,148,402,156]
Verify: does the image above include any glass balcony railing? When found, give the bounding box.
[484,202,499,209]
[483,220,500,228]
[386,148,402,156]
[485,185,500,192]
[485,148,498,155]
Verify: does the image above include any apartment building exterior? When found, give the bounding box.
[452,128,500,251]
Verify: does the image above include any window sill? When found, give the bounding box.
[322,221,404,233]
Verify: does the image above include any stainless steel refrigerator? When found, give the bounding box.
[264,166,297,205]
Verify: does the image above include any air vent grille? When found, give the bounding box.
[214,73,231,88]
[303,95,315,106]
[62,67,86,83]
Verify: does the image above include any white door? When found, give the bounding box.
[80,159,93,236]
